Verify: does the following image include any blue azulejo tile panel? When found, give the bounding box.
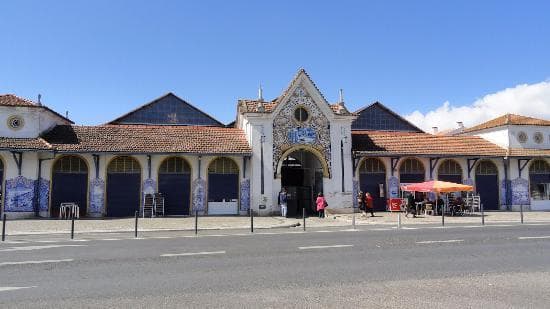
[192,178,206,212]
[240,179,250,212]
[352,179,359,208]
[38,178,50,212]
[388,176,399,198]
[511,178,530,205]
[89,178,105,214]
[4,176,35,212]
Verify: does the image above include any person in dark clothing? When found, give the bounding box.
[405,193,416,218]
[365,192,374,217]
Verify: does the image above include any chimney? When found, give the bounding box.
[258,83,263,102]
[338,89,344,104]
[37,94,42,106]
[457,121,464,128]
[65,111,69,118]
[432,126,439,134]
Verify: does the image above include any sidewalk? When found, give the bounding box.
[2,211,550,236]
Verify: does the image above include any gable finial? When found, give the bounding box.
[339,89,344,104]
[258,83,263,102]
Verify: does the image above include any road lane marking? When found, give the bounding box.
[161,250,226,257]
[315,230,332,233]
[0,286,36,292]
[0,259,74,266]
[298,244,353,250]
[518,236,550,240]
[0,244,86,252]
[416,239,464,244]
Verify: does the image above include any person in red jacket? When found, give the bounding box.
[365,192,375,217]
[316,192,327,218]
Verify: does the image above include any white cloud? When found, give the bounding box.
[405,81,550,133]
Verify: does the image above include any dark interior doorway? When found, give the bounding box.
[281,150,324,218]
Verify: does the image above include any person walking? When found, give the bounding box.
[278,187,288,217]
[316,192,327,218]
[357,190,367,217]
[365,192,375,217]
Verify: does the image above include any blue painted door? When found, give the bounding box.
[51,173,88,218]
[400,173,424,184]
[359,173,386,211]
[438,175,462,184]
[208,174,239,202]
[158,173,191,215]
[476,175,499,210]
[107,173,140,217]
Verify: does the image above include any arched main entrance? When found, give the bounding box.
[529,160,550,201]
[158,157,191,216]
[438,159,463,183]
[51,155,89,217]
[358,158,386,211]
[281,150,324,217]
[207,157,239,215]
[475,160,499,210]
[107,156,141,217]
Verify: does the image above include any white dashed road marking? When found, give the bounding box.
[518,236,550,240]
[298,244,353,250]
[416,239,464,244]
[161,251,226,257]
[0,259,74,267]
[0,286,36,292]
[0,245,86,252]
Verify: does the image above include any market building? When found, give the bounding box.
[0,69,549,218]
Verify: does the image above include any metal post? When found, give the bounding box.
[520,204,524,224]
[397,211,401,229]
[195,210,198,235]
[2,214,6,241]
[479,203,485,225]
[134,211,138,238]
[71,217,75,239]
[352,211,356,229]
[303,208,306,231]
[250,209,254,233]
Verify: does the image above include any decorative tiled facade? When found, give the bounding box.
[4,176,35,212]
[352,179,359,208]
[388,176,399,198]
[240,179,250,212]
[272,85,332,176]
[38,178,49,212]
[192,178,206,213]
[89,178,105,214]
[511,178,530,205]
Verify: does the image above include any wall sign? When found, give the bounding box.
[288,127,316,144]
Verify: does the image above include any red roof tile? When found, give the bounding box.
[508,148,550,157]
[42,125,251,154]
[352,130,506,156]
[0,137,51,150]
[0,94,36,107]
[462,114,550,133]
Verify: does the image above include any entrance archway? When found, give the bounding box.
[281,150,324,217]
[107,156,141,217]
[207,157,239,215]
[475,160,499,210]
[158,157,192,216]
[358,158,387,211]
[51,155,89,217]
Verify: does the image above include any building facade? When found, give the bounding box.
[0,70,549,218]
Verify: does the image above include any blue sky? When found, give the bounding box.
[1,0,549,128]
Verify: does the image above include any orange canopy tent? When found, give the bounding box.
[401,180,474,193]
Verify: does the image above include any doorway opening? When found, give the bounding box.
[281,150,324,217]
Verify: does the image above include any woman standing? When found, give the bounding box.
[365,192,375,217]
[316,192,327,218]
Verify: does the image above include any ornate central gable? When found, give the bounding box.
[273,84,332,176]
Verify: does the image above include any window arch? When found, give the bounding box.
[53,155,88,174]
[159,157,191,174]
[475,160,498,175]
[438,159,462,175]
[107,156,141,173]
[208,157,238,174]
[359,158,386,174]
[399,158,425,174]
[529,160,550,174]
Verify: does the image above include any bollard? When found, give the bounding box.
[71,217,75,239]
[2,214,6,242]
[250,209,254,233]
[442,208,445,227]
[481,203,485,225]
[135,211,139,238]
[352,211,356,230]
[520,204,524,224]
[195,210,198,235]
[397,211,401,229]
[303,208,306,231]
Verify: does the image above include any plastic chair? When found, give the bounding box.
[424,204,434,216]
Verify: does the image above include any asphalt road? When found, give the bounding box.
[1,224,550,308]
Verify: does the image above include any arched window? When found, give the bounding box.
[400,158,425,174]
[108,156,141,173]
[438,160,462,175]
[529,160,550,201]
[359,158,385,174]
[53,156,87,173]
[475,161,498,175]
[529,160,550,174]
[208,157,238,174]
[159,157,191,174]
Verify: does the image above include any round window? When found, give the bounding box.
[517,131,528,143]
[7,115,24,130]
[294,107,309,122]
[533,132,543,144]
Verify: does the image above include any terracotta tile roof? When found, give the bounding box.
[462,114,550,133]
[352,130,506,156]
[0,137,51,150]
[508,148,550,157]
[42,125,251,154]
[0,94,37,107]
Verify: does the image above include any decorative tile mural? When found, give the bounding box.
[89,178,105,214]
[511,177,530,205]
[500,180,508,207]
[143,178,156,195]
[463,178,474,186]
[388,176,399,198]
[240,179,250,212]
[273,85,332,176]
[192,178,206,212]
[4,176,35,212]
[37,178,49,212]
[352,179,359,208]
